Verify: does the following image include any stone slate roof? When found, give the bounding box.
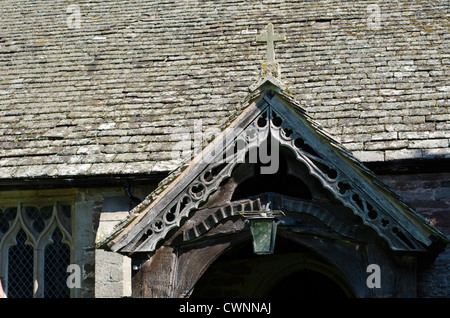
[0,0,449,180]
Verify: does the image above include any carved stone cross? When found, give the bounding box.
[256,22,286,64]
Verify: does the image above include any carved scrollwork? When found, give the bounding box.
[183,197,263,242]
[152,219,164,233]
[182,193,363,243]
[269,107,423,251]
[128,109,272,252]
[126,98,424,253]
[189,183,206,200]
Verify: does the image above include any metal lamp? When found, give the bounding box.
[240,207,285,255]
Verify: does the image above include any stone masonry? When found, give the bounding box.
[379,173,450,297]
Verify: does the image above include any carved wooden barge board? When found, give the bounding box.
[181,194,359,243]
[102,80,448,255]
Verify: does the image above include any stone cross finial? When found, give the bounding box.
[256,23,286,78]
[256,23,286,63]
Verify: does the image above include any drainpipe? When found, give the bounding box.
[125,181,142,207]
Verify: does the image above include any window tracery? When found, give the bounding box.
[0,203,72,298]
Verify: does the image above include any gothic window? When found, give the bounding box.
[0,203,72,298]
[7,229,34,298]
[44,227,71,298]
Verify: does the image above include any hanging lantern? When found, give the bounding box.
[240,209,285,255]
[249,216,278,255]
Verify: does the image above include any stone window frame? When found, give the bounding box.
[0,201,73,298]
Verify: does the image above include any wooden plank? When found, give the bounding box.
[132,246,177,298]
[268,93,431,250]
[112,96,270,252]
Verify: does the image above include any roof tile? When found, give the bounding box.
[0,0,449,179]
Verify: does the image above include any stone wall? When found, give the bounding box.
[378,172,450,297]
[93,183,155,298]
[95,249,131,298]
[94,194,133,298]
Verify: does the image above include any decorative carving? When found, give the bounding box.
[118,91,428,253]
[0,203,72,248]
[268,106,424,251]
[183,197,262,242]
[127,110,271,252]
[182,193,359,243]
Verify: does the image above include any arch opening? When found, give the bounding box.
[265,269,348,298]
[231,144,313,201]
[190,236,354,298]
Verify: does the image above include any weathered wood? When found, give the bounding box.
[123,86,446,298]
[269,93,436,250]
[175,239,237,298]
[132,246,177,298]
[364,242,417,297]
[107,86,447,255]
[109,95,270,253]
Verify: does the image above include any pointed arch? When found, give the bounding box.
[0,202,73,298]
[7,229,34,298]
